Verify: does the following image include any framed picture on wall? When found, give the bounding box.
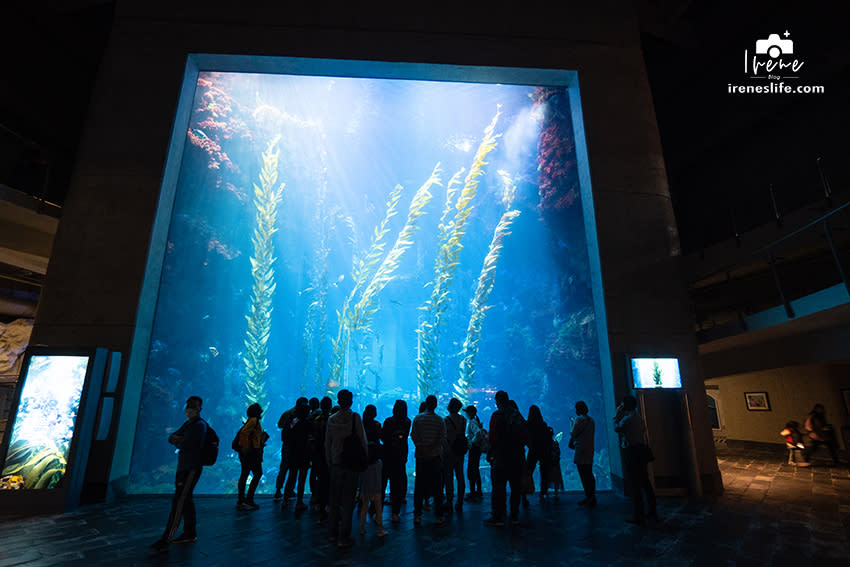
[841,388,850,415]
[744,391,771,411]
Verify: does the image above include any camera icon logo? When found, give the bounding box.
[755,33,794,59]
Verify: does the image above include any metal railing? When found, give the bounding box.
[695,198,850,322]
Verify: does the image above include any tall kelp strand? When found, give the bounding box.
[328,184,403,393]
[456,204,521,404]
[243,136,285,409]
[328,164,440,392]
[416,108,501,399]
[334,163,440,390]
[415,167,464,399]
[353,164,440,327]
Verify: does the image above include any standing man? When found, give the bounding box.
[382,400,411,523]
[149,396,207,552]
[325,389,367,548]
[463,405,485,501]
[274,396,308,502]
[443,398,467,512]
[570,400,596,507]
[310,396,333,520]
[485,390,527,527]
[411,394,446,526]
[614,394,656,524]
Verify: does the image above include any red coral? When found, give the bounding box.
[187,73,254,174]
[534,87,580,223]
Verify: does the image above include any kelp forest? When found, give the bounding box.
[130,71,610,494]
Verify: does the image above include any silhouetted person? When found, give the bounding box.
[463,405,486,501]
[284,401,312,511]
[359,404,386,537]
[311,396,333,518]
[411,394,446,525]
[307,397,321,506]
[236,403,268,510]
[805,403,839,465]
[485,391,527,526]
[275,396,308,501]
[382,400,411,523]
[444,398,467,512]
[325,389,367,548]
[149,396,207,552]
[526,405,553,502]
[614,395,656,525]
[570,401,596,506]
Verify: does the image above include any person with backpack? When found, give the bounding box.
[411,395,446,526]
[359,404,386,538]
[325,389,367,548]
[382,399,411,523]
[149,395,208,552]
[485,390,527,527]
[443,398,467,512]
[235,403,268,511]
[463,405,486,502]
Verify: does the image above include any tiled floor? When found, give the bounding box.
[1,443,848,566]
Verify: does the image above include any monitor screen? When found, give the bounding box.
[1,355,92,490]
[630,357,682,389]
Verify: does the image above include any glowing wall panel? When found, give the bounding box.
[1,356,90,490]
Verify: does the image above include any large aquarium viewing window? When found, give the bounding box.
[130,56,611,494]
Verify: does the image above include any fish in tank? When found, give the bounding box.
[128,64,611,495]
[0,355,90,490]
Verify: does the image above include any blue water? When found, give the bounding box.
[128,70,610,494]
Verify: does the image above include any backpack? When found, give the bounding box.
[474,424,490,453]
[384,417,410,454]
[448,416,469,456]
[231,426,242,452]
[341,414,368,472]
[475,427,490,453]
[506,410,529,449]
[200,420,220,466]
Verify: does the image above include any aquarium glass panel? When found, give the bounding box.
[130,65,611,494]
[0,355,90,490]
[631,358,682,389]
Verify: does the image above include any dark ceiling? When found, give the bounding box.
[0,1,114,206]
[2,1,849,255]
[639,1,850,253]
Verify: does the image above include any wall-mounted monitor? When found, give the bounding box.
[0,348,106,512]
[630,357,682,389]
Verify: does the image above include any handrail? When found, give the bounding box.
[692,197,850,284]
[693,196,850,323]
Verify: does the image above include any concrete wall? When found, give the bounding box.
[706,362,850,450]
[30,0,720,496]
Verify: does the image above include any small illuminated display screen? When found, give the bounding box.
[0,355,91,490]
[630,357,682,389]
